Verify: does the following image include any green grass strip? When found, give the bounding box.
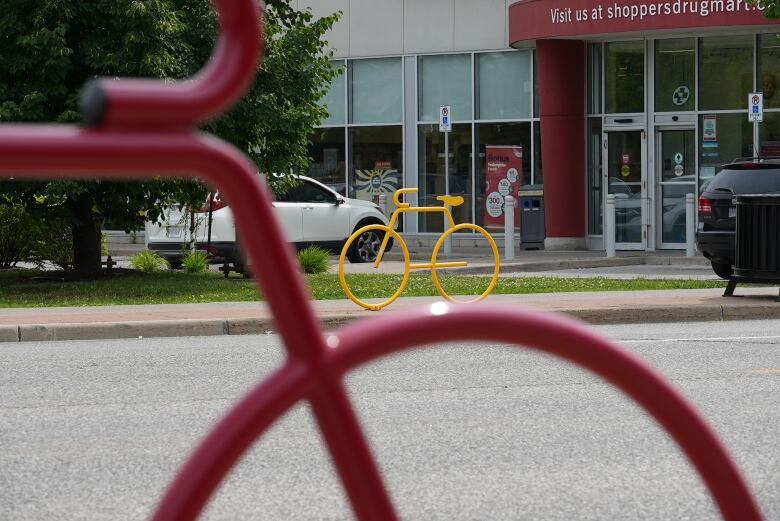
[0,269,728,308]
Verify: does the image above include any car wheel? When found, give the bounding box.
[711,261,733,280]
[347,228,384,263]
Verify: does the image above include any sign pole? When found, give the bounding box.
[439,105,453,256]
[444,130,451,255]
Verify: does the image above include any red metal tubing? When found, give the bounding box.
[325,304,764,521]
[0,126,325,362]
[150,360,310,521]
[81,0,262,129]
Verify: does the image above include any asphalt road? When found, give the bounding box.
[1,320,779,520]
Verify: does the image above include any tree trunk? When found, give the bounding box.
[69,192,102,278]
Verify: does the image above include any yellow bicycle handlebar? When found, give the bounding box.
[393,187,417,209]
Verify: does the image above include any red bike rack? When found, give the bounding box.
[0,1,764,519]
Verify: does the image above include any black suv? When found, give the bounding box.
[697,159,780,279]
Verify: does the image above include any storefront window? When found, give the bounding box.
[474,123,531,231]
[759,112,780,156]
[699,113,752,188]
[418,54,472,122]
[320,61,346,125]
[655,38,695,112]
[700,35,753,111]
[308,128,346,192]
[418,124,472,232]
[587,43,602,114]
[760,34,780,110]
[348,126,403,205]
[587,118,602,235]
[605,41,644,114]
[476,51,532,120]
[533,121,543,185]
[350,58,402,124]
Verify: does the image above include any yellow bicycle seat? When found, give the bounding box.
[437,195,464,207]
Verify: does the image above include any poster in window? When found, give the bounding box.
[353,167,402,204]
[484,145,522,229]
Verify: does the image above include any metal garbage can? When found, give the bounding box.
[734,194,780,279]
[518,184,545,250]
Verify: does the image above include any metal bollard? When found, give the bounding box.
[504,195,515,261]
[378,193,387,217]
[686,192,695,257]
[605,194,616,258]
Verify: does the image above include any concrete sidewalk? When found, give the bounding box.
[2,286,779,343]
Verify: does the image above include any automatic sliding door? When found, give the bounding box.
[607,131,645,249]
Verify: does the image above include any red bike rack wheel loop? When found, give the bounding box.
[149,360,311,521]
[326,304,764,521]
[80,0,262,129]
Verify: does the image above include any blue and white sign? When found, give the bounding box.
[748,92,763,123]
[439,105,452,132]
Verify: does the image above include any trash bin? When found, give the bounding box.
[734,194,780,279]
[518,184,545,250]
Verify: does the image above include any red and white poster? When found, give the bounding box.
[484,145,523,229]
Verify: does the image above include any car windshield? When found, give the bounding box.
[706,168,780,194]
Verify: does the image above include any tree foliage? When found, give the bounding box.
[0,0,339,275]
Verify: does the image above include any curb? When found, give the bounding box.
[3,303,779,343]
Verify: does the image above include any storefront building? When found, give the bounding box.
[304,0,780,250]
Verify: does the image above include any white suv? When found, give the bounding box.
[145,176,391,268]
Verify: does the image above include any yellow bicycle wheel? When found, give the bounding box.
[338,224,411,310]
[430,223,500,303]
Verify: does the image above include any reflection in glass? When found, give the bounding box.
[418,54,472,122]
[605,41,644,114]
[474,123,531,230]
[320,61,346,125]
[348,126,403,209]
[587,43,602,114]
[418,124,473,232]
[700,35,753,110]
[476,51,532,119]
[659,130,695,244]
[607,131,642,243]
[655,38,695,112]
[350,58,403,124]
[760,34,780,109]
[533,121,543,185]
[587,118,602,235]
[308,128,346,191]
[698,113,752,187]
[759,112,780,156]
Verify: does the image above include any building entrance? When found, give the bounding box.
[605,129,646,250]
[656,128,696,249]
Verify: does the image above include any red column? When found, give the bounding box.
[536,39,586,249]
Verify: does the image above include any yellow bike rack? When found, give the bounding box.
[339,188,500,310]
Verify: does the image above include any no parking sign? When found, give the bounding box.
[748,93,763,123]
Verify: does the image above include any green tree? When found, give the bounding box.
[0,0,339,277]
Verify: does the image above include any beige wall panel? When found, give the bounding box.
[403,0,454,54]
[453,0,508,51]
[349,0,404,57]
[299,0,350,57]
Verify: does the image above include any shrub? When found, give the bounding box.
[33,218,74,270]
[297,246,330,274]
[182,250,209,274]
[131,250,169,273]
[0,204,37,268]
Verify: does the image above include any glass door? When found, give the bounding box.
[606,130,646,249]
[657,129,696,248]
